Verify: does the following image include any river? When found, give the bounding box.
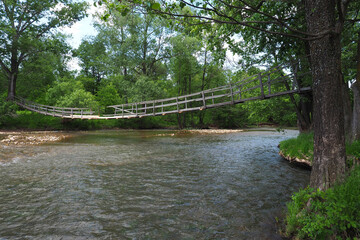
[0,129,309,239]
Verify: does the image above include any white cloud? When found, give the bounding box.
[60,1,99,49]
[61,0,102,72]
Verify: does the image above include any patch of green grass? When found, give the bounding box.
[279,132,314,162]
[285,167,360,239]
[280,133,360,166]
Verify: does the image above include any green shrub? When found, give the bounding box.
[285,167,360,239]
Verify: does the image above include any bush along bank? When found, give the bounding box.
[284,167,360,239]
[279,133,360,239]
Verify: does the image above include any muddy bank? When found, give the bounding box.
[278,150,312,168]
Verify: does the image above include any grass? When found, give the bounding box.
[279,132,314,163]
[279,133,360,166]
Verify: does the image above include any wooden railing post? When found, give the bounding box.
[259,73,265,99]
[135,103,138,116]
[176,97,179,112]
[202,91,206,108]
[153,101,155,116]
[122,104,124,117]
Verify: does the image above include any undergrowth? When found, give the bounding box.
[285,167,360,239]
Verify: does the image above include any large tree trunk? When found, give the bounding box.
[7,73,17,101]
[297,94,313,132]
[305,0,346,190]
[341,74,352,140]
[350,32,360,142]
[6,49,19,101]
[352,82,360,141]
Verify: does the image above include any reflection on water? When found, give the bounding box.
[0,130,309,239]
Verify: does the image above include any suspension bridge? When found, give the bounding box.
[13,62,312,120]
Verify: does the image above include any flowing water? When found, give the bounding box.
[0,130,310,239]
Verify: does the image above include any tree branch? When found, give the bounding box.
[0,58,11,77]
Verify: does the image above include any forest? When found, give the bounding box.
[0,0,315,130]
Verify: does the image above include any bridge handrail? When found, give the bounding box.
[12,58,312,120]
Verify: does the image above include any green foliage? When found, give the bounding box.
[346,141,360,159]
[56,89,98,109]
[129,75,164,102]
[10,111,63,130]
[280,134,360,166]
[279,132,314,162]
[285,167,360,239]
[209,106,249,129]
[97,83,122,113]
[0,94,18,128]
[46,77,98,109]
[0,0,87,98]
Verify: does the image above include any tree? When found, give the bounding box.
[95,11,172,78]
[75,37,109,90]
[0,0,87,100]
[100,0,359,190]
[96,82,122,113]
[16,34,72,101]
[170,34,201,128]
[46,76,98,109]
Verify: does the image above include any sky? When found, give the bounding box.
[60,0,99,71]
[60,0,240,72]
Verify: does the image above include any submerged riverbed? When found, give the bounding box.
[0,129,309,239]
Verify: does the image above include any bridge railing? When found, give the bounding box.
[106,63,311,118]
[14,96,95,118]
[12,59,311,120]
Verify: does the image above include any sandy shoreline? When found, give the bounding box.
[0,128,286,146]
[0,131,71,145]
[0,129,248,145]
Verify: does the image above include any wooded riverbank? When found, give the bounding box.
[279,133,360,239]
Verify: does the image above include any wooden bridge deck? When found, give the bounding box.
[14,62,311,120]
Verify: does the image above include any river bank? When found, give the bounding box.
[278,150,312,167]
[0,129,248,146]
[0,131,71,145]
[279,132,360,239]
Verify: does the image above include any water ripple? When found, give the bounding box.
[0,130,309,239]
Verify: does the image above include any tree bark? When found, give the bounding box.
[341,73,352,140]
[305,0,346,190]
[7,73,17,101]
[351,32,360,141]
[352,82,360,141]
[297,94,313,132]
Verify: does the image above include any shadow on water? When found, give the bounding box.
[0,130,310,239]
